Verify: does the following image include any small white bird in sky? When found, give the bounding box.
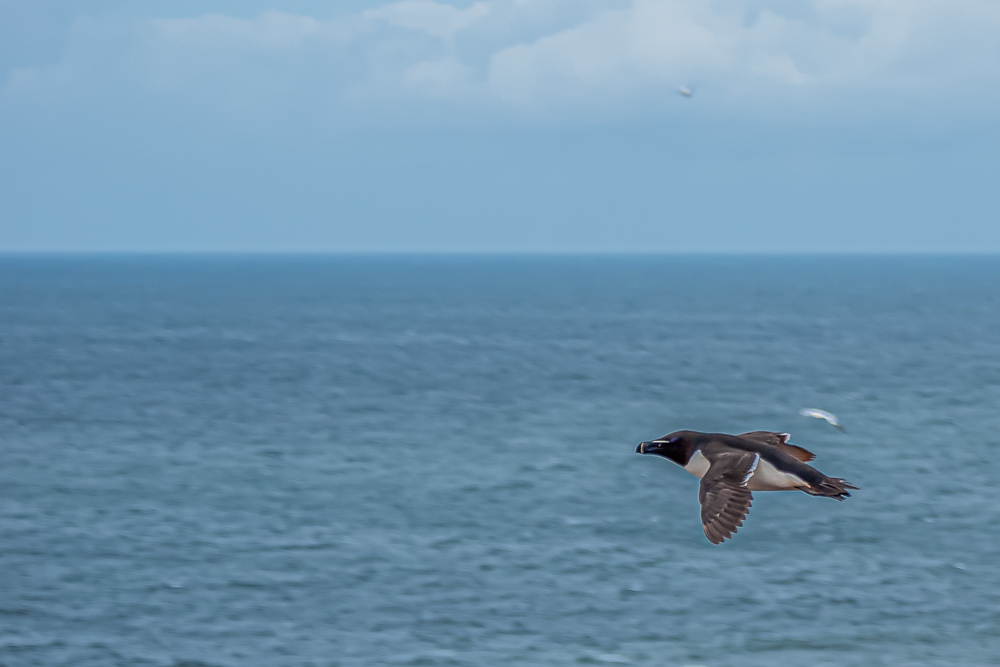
[678,86,693,97]
[799,408,845,432]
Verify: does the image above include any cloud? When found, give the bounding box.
[4,0,1000,128]
[489,2,732,108]
[404,58,474,96]
[488,0,1000,122]
[2,11,357,121]
[365,1,491,40]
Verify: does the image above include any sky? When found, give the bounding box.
[2,0,1000,253]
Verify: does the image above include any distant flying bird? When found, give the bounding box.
[636,430,857,544]
[799,408,845,431]
[678,86,693,97]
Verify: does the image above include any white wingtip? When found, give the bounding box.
[742,454,760,485]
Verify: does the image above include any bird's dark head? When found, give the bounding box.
[635,430,698,465]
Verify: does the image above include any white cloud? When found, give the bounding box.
[489,0,1000,122]
[405,58,474,95]
[2,11,359,122]
[4,0,1000,127]
[151,12,338,53]
[488,2,734,108]
[365,1,491,40]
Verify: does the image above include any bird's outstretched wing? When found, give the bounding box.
[738,431,816,462]
[699,451,759,544]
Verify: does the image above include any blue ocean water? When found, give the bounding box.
[1,255,999,667]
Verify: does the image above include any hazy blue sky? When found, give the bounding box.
[3,0,1000,252]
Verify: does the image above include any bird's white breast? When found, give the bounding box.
[746,459,807,491]
[683,450,711,479]
[683,451,807,491]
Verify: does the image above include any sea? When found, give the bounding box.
[1,255,999,667]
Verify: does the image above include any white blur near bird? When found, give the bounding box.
[799,408,844,431]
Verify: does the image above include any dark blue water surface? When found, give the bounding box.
[2,256,1000,667]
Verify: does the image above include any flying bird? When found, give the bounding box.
[678,86,693,97]
[799,408,845,431]
[636,430,857,544]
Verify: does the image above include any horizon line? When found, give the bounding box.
[3,250,1000,258]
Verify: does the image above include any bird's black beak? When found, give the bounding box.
[637,440,670,455]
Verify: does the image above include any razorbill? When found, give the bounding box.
[636,430,857,544]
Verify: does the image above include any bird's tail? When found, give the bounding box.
[804,477,858,501]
